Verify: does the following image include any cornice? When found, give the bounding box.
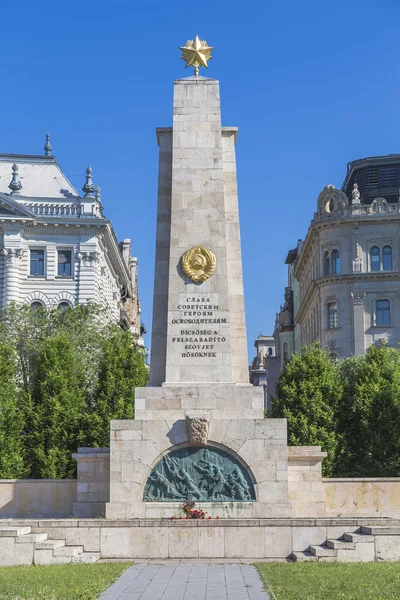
[294,214,400,278]
[102,223,130,285]
[295,272,400,323]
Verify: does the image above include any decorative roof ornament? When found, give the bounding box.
[352,183,361,203]
[44,133,52,156]
[8,163,22,194]
[82,166,95,196]
[94,185,104,212]
[179,35,214,76]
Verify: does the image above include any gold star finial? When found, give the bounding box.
[179,35,214,76]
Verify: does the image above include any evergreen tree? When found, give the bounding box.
[0,343,27,478]
[29,334,88,478]
[89,328,149,447]
[271,345,341,476]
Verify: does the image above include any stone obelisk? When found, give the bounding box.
[150,77,248,386]
[106,39,290,520]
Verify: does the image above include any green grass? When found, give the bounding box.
[0,562,132,600]
[256,562,400,600]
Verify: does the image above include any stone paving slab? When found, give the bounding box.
[99,564,270,599]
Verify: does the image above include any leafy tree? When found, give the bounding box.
[271,344,342,476]
[0,343,27,478]
[28,333,89,478]
[336,343,400,477]
[0,303,149,478]
[89,328,149,447]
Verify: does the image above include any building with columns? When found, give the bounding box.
[0,138,143,342]
[253,154,400,390]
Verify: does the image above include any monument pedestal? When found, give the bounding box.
[106,384,292,519]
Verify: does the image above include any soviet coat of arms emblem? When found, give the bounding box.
[181,246,216,283]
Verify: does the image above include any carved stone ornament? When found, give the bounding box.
[143,446,255,502]
[322,241,342,251]
[181,246,216,283]
[186,413,211,445]
[352,292,366,305]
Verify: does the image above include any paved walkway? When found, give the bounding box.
[99,563,271,599]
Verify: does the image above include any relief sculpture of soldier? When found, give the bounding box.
[143,447,255,502]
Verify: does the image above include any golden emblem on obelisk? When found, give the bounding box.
[181,246,216,283]
[179,35,214,76]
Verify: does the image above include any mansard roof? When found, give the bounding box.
[342,154,400,205]
[0,154,79,199]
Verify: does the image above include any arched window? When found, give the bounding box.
[332,249,340,274]
[58,301,71,312]
[327,302,338,328]
[30,301,44,310]
[268,347,273,356]
[324,251,330,276]
[376,300,390,326]
[370,246,380,272]
[383,246,392,271]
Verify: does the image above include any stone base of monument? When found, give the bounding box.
[105,385,293,520]
[2,519,400,563]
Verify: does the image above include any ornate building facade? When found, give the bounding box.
[0,138,143,343]
[252,154,400,389]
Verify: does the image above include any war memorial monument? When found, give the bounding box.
[1,38,400,565]
[105,35,292,521]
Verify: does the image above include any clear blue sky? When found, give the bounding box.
[1,0,400,361]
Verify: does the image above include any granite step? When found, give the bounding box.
[361,526,400,536]
[53,546,84,557]
[309,545,337,557]
[34,539,66,550]
[15,533,48,544]
[291,551,318,562]
[344,532,375,543]
[327,539,356,550]
[0,527,31,537]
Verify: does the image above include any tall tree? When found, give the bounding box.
[89,328,149,447]
[336,343,400,477]
[28,334,89,478]
[0,343,27,478]
[271,344,342,476]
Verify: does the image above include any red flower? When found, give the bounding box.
[171,517,174,520]
[216,516,220,519]
[208,516,212,519]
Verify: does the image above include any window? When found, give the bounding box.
[30,301,43,310]
[327,302,338,328]
[58,250,72,276]
[283,342,288,363]
[58,301,71,312]
[383,246,392,271]
[30,249,44,276]
[376,300,390,326]
[370,246,380,272]
[332,249,340,274]
[324,251,330,276]
[268,347,273,356]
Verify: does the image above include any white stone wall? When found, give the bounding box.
[0,480,76,518]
